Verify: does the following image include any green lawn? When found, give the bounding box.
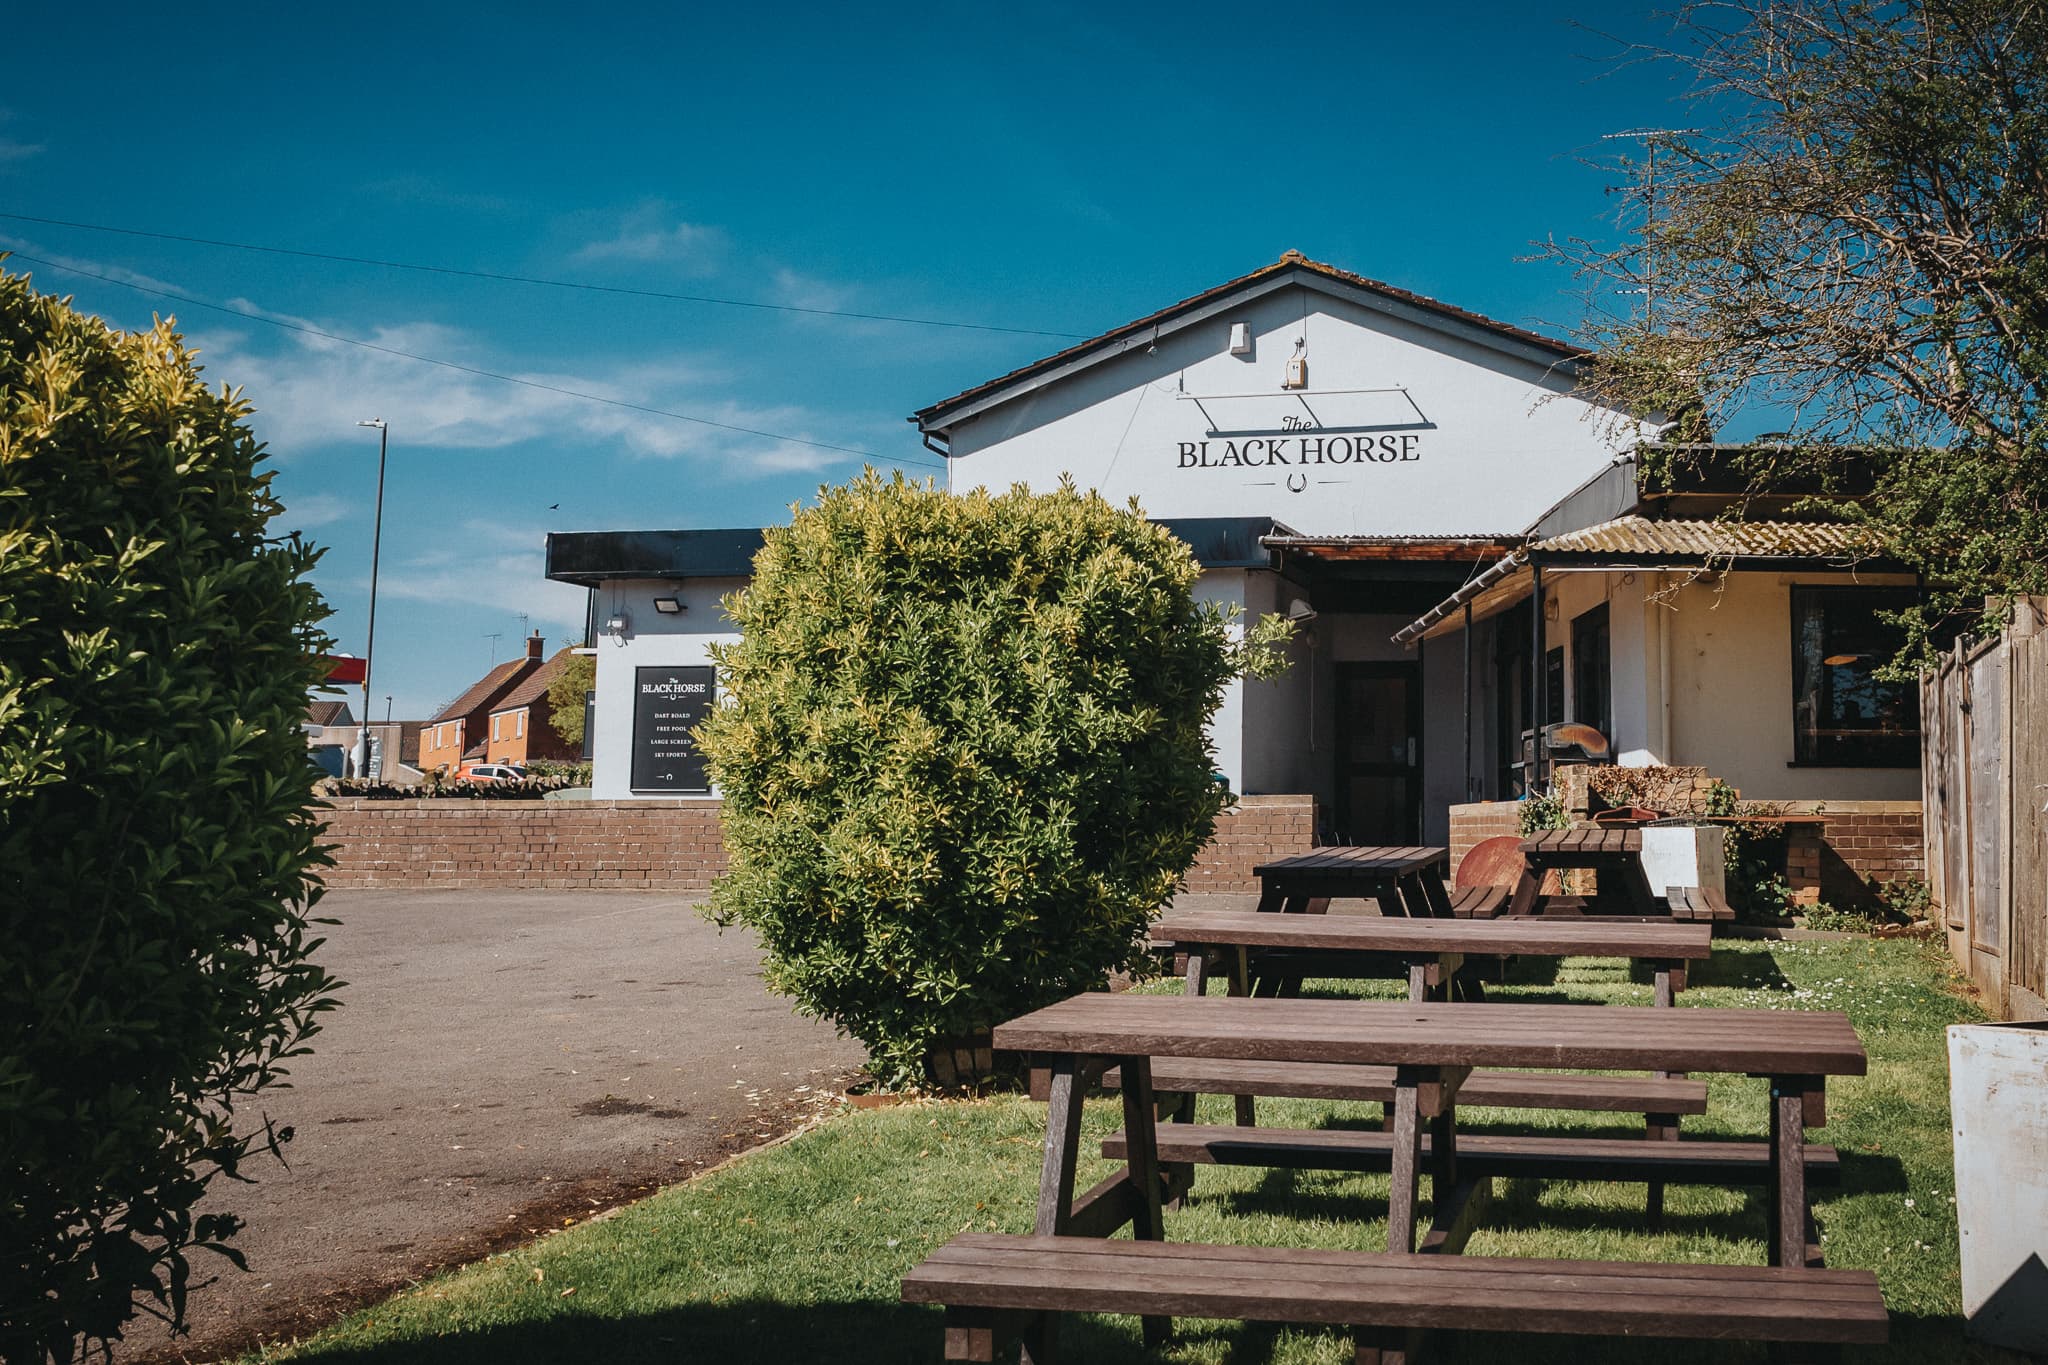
[250,936,2023,1364]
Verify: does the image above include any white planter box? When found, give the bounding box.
[1948,1021,2048,1353]
[1639,825,1727,898]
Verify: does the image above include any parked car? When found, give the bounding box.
[458,762,528,783]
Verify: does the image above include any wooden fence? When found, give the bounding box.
[1922,598,2048,1021]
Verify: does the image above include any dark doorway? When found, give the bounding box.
[1333,662,1422,845]
[1494,601,1533,797]
[1571,602,1612,742]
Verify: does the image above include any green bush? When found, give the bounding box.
[1517,788,1571,836]
[696,473,1289,1086]
[0,267,340,1360]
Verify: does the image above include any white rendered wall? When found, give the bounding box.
[587,576,744,800]
[943,284,1642,535]
[1541,570,1922,802]
[1195,569,1249,795]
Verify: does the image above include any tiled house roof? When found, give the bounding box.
[306,699,353,727]
[490,648,577,715]
[429,657,533,724]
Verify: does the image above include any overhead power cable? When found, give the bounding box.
[0,211,1088,339]
[5,250,944,471]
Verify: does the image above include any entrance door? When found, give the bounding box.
[1333,662,1422,845]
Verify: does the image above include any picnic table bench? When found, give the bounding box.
[903,993,1881,1363]
[1127,913,1716,1210]
[1253,845,1455,917]
[1509,828,1660,917]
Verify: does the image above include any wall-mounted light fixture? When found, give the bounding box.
[652,596,684,614]
[604,613,629,637]
[1286,596,1318,623]
[1228,320,1252,356]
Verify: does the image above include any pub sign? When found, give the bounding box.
[629,665,714,793]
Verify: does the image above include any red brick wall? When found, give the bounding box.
[1448,802,1524,879]
[1782,801,1924,906]
[319,799,728,890]
[1448,798,1924,907]
[320,792,1318,894]
[1183,795,1319,895]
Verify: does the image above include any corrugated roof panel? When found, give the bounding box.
[1532,517,1876,559]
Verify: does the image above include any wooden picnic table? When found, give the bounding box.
[994,993,1865,1273]
[1151,910,1712,1006]
[1508,827,1660,917]
[1252,844,1451,917]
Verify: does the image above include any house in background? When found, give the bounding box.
[419,633,552,775]
[305,699,357,778]
[485,647,581,766]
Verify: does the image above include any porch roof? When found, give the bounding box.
[1391,516,1888,644]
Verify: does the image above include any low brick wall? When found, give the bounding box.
[1448,801,1523,878]
[318,799,728,890]
[1780,801,1924,906]
[1184,795,1319,895]
[1446,797,1924,906]
[319,792,1318,894]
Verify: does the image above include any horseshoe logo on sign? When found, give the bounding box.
[1285,470,1308,494]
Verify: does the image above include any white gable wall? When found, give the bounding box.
[943,282,1643,535]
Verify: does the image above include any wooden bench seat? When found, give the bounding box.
[1103,1058,1709,1116]
[1105,1123,1841,1186]
[903,1233,1886,1362]
[1668,886,1737,922]
[1447,884,1508,918]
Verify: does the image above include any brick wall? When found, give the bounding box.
[319,799,728,890]
[1780,800,1924,907]
[1183,795,1319,895]
[319,792,1317,894]
[1448,802,1524,879]
[1447,797,1924,907]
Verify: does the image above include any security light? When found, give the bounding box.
[652,596,684,614]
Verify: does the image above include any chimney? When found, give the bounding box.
[525,631,544,660]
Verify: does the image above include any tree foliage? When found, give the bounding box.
[696,473,1290,1085]
[546,651,595,747]
[0,265,340,1361]
[1551,0,2048,654]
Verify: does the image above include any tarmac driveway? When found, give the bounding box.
[119,889,868,1363]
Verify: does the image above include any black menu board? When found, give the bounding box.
[629,665,714,793]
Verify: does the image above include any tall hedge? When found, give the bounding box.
[697,473,1288,1085]
[0,267,339,1361]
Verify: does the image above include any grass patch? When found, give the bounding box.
[251,938,2021,1363]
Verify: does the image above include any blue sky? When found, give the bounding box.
[3,2,1701,720]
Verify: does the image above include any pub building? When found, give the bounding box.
[545,253,1921,844]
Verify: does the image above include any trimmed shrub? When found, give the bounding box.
[696,473,1289,1085]
[0,267,339,1360]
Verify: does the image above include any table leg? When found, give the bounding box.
[1034,1057,1084,1237]
[1653,960,1679,1007]
[1118,1057,1171,1348]
[1387,1074,1423,1253]
[1405,958,1436,1003]
[1411,870,1456,919]
[1229,948,1255,1127]
[1255,881,1286,913]
[1506,863,1542,917]
[1183,950,1208,997]
[1768,1075,1817,1268]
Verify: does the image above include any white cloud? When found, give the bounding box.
[370,520,590,636]
[277,490,350,530]
[191,312,848,476]
[569,204,726,271]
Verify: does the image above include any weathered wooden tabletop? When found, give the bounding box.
[1150,910,1713,960]
[993,994,1866,1077]
[1254,845,1447,879]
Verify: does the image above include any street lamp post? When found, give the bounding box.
[354,419,389,780]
